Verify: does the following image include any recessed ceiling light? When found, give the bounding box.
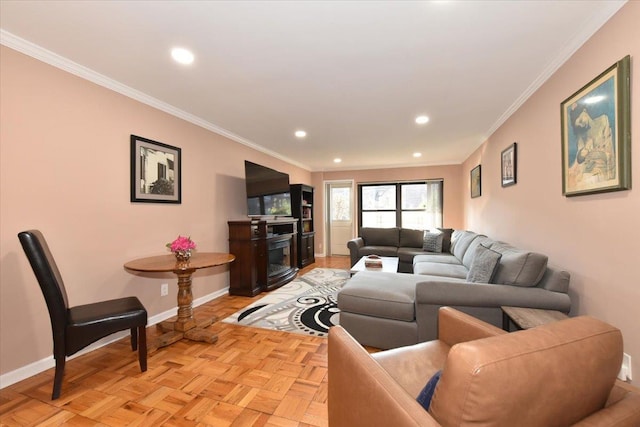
[413,152,422,158]
[334,158,342,163]
[295,130,307,138]
[415,115,430,125]
[171,47,194,65]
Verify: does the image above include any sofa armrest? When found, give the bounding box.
[347,237,364,267]
[438,306,505,347]
[415,280,572,312]
[415,280,572,341]
[328,326,440,427]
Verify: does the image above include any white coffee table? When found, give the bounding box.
[350,256,399,275]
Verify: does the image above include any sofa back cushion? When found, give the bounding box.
[361,227,400,247]
[461,236,493,269]
[538,266,571,293]
[399,228,424,248]
[451,231,481,261]
[489,242,548,287]
[429,316,623,427]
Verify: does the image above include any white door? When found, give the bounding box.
[326,181,353,256]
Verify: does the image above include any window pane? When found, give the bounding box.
[331,187,351,221]
[401,183,427,209]
[362,185,396,210]
[362,212,396,228]
[401,211,439,230]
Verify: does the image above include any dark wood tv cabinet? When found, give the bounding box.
[227,219,298,296]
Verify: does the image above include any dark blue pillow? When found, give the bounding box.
[416,370,442,410]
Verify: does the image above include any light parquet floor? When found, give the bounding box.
[0,256,352,427]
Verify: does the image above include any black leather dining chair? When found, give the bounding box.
[18,230,148,400]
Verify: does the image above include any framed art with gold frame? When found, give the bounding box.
[560,55,631,197]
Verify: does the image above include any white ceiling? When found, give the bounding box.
[0,0,626,171]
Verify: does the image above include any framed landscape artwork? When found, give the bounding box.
[470,165,481,198]
[501,142,517,187]
[560,55,631,197]
[130,135,182,203]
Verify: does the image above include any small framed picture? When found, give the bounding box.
[470,165,481,198]
[560,55,631,197]
[501,143,517,187]
[130,135,181,203]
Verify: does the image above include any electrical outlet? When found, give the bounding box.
[161,283,169,297]
[618,353,632,381]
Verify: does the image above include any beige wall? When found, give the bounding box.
[0,46,311,376]
[312,165,463,254]
[462,2,640,384]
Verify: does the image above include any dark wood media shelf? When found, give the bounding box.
[227,219,298,296]
[290,184,315,268]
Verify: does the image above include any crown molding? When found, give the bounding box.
[484,0,627,139]
[0,29,311,171]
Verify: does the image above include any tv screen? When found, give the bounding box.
[244,161,292,217]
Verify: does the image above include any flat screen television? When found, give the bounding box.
[244,160,292,217]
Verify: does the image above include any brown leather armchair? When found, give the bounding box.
[328,307,640,426]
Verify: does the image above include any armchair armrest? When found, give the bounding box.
[328,325,439,427]
[573,380,640,426]
[347,237,364,267]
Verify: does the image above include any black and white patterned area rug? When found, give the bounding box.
[221,268,350,337]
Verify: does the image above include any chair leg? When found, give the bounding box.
[138,325,147,372]
[130,327,138,351]
[52,356,65,400]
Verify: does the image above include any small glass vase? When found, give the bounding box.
[174,250,192,262]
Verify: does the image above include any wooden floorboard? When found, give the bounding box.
[0,256,351,427]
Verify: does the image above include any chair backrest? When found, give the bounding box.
[18,230,70,355]
[429,315,623,426]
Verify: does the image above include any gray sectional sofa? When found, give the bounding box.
[338,229,572,349]
[347,227,453,273]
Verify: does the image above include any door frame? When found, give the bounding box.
[324,179,355,256]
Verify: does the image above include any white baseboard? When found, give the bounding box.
[0,287,229,389]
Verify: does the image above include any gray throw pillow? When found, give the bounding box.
[466,244,502,283]
[423,231,444,253]
[437,228,454,253]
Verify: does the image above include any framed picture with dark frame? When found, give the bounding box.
[560,55,631,197]
[130,135,181,203]
[470,164,481,198]
[501,142,517,187]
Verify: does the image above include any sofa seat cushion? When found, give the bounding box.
[397,247,428,264]
[359,246,398,258]
[413,253,461,265]
[489,242,548,287]
[338,271,423,322]
[361,227,400,247]
[413,262,468,279]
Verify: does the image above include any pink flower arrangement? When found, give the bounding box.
[166,235,196,253]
